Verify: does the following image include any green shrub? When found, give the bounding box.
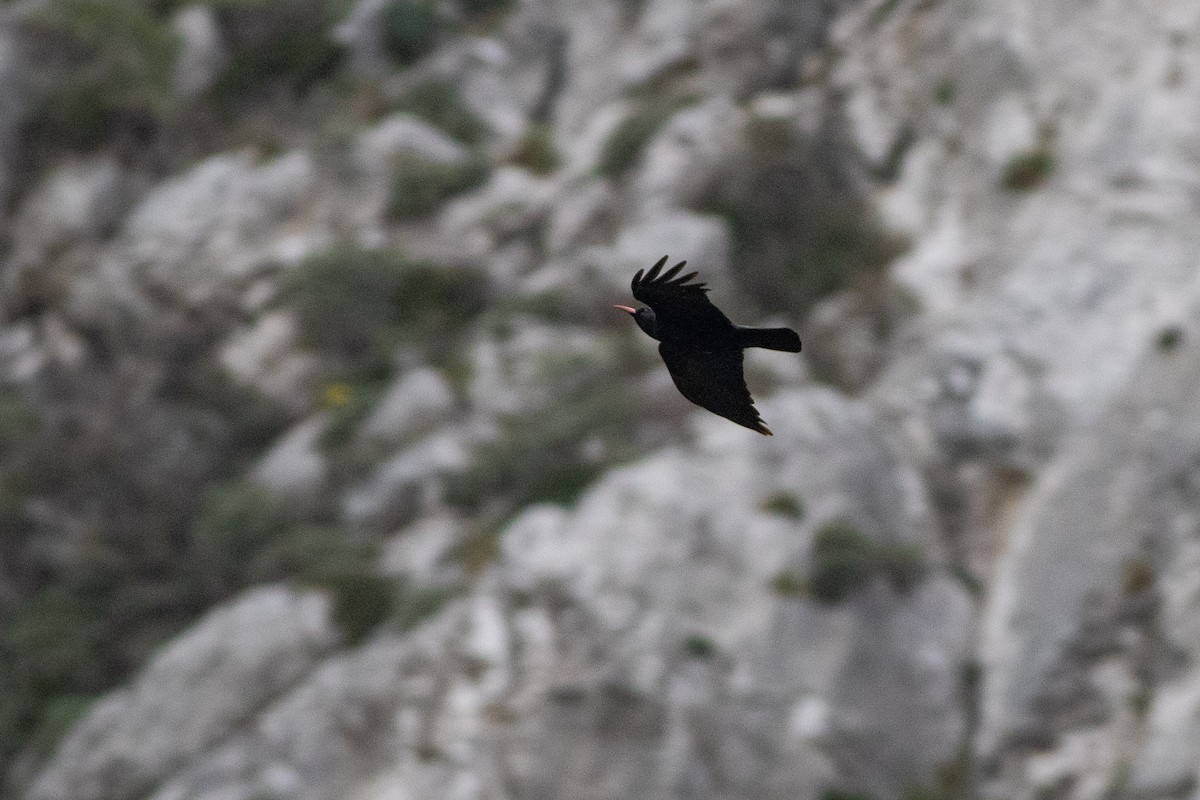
[0,390,37,447]
[395,81,490,145]
[807,522,875,604]
[877,541,927,593]
[394,585,452,631]
[598,102,680,178]
[206,2,345,107]
[760,492,805,519]
[1156,325,1183,352]
[460,0,515,15]
[801,523,928,603]
[322,573,396,646]
[248,524,375,584]
[25,0,180,151]
[682,634,716,659]
[388,155,490,218]
[0,585,108,760]
[191,483,383,590]
[1000,146,1055,191]
[951,566,984,599]
[934,79,955,105]
[28,693,96,754]
[319,378,391,449]
[182,362,292,455]
[442,337,645,515]
[3,586,105,697]
[190,483,294,585]
[769,570,807,597]
[698,115,905,318]
[286,246,489,374]
[382,0,438,65]
[821,792,874,800]
[508,122,562,176]
[709,191,903,318]
[452,527,501,577]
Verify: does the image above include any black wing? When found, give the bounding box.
[658,342,772,435]
[631,256,731,331]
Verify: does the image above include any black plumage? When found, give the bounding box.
[615,255,801,435]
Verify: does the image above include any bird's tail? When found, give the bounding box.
[737,326,802,352]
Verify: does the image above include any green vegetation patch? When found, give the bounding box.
[460,0,516,16]
[25,0,180,152]
[323,572,396,646]
[442,336,645,516]
[394,585,452,631]
[682,634,716,659]
[206,0,348,108]
[760,491,805,519]
[452,527,502,578]
[772,522,930,604]
[1000,146,1055,191]
[286,246,489,375]
[191,482,294,573]
[808,522,876,603]
[1156,325,1183,352]
[769,570,807,597]
[1121,558,1155,596]
[382,0,438,65]
[0,585,108,762]
[597,95,697,178]
[934,79,955,105]
[0,389,38,447]
[388,154,490,218]
[190,482,380,589]
[698,113,906,319]
[395,80,491,145]
[508,122,562,176]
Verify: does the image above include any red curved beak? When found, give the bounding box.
[613,305,637,315]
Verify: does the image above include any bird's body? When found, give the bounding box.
[615,256,801,435]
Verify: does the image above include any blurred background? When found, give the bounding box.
[2,0,1200,798]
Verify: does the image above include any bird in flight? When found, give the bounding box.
[615,256,801,435]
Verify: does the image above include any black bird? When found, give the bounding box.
[615,256,801,435]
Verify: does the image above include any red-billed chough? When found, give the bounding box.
[615,255,801,435]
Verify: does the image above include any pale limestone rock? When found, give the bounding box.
[632,97,745,215]
[3,156,132,318]
[30,588,335,800]
[343,430,471,525]
[359,367,456,445]
[219,311,318,414]
[171,5,227,99]
[250,415,329,501]
[974,312,1200,798]
[544,179,617,257]
[465,320,602,417]
[439,167,556,259]
[67,152,323,314]
[613,210,731,286]
[380,514,464,585]
[355,113,470,171]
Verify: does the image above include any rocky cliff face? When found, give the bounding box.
[3,0,1200,799]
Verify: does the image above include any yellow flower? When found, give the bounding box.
[323,383,353,409]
